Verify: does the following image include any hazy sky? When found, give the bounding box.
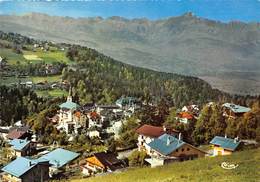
[0,0,260,22]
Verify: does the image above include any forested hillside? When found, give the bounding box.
[0,31,258,127]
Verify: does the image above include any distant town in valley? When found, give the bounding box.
[0,1,260,182]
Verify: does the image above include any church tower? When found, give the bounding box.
[67,86,73,102]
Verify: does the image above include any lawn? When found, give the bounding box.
[0,47,71,65]
[71,149,260,182]
[31,75,62,83]
[0,48,27,65]
[23,54,43,61]
[22,49,71,64]
[35,89,68,98]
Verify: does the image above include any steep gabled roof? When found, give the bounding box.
[136,124,165,138]
[178,112,194,119]
[210,136,241,151]
[147,134,185,156]
[92,152,125,171]
[7,130,27,140]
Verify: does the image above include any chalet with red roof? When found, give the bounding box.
[136,124,178,152]
[177,112,194,124]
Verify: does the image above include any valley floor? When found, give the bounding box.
[70,149,260,182]
[200,74,260,96]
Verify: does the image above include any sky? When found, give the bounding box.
[0,0,260,22]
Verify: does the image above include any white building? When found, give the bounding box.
[58,95,83,134]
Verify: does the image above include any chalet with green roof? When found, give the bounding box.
[222,103,251,118]
[116,97,139,108]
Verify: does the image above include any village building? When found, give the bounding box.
[57,94,87,134]
[0,56,7,69]
[38,148,79,176]
[210,136,241,156]
[96,104,121,114]
[146,134,206,167]
[181,105,199,116]
[0,127,10,140]
[81,152,126,176]
[87,127,101,138]
[8,139,36,158]
[136,124,179,152]
[87,111,102,128]
[222,103,251,118]
[176,112,194,124]
[1,157,50,182]
[6,126,33,141]
[116,97,140,111]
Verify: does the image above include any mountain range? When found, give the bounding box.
[0,13,260,95]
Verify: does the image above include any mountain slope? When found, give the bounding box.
[0,13,260,95]
[71,149,260,182]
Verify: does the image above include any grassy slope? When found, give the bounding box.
[35,89,68,98]
[0,47,68,88]
[23,48,71,64]
[0,48,27,65]
[72,149,260,182]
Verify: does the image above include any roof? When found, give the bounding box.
[1,157,48,178]
[59,101,80,110]
[90,152,125,171]
[222,103,251,113]
[97,105,120,109]
[136,124,165,138]
[210,136,241,151]
[116,97,138,106]
[7,130,27,140]
[178,112,194,119]
[9,139,30,151]
[39,148,79,168]
[147,134,185,156]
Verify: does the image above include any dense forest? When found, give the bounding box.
[64,45,227,106]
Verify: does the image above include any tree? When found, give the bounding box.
[128,150,147,167]
[164,107,178,128]
[117,116,139,148]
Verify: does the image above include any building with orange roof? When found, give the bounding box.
[177,112,194,124]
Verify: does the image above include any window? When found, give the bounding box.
[176,149,178,152]
[182,148,184,152]
[187,148,190,151]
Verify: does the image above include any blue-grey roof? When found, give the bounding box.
[1,157,38,178]
[210,136,241,151]
[39,148,79,168]
[222,103,251,113]
[116,97,137,106]
[59,101,80,110]
[147,134,185,156]
[9,139,30,151]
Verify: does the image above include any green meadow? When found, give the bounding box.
[31,75,62,83]
[23,49,71,64]
[0,46,67,96]
[0,48,27,65]
[35,89,68,98]
[70,149,260,182]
